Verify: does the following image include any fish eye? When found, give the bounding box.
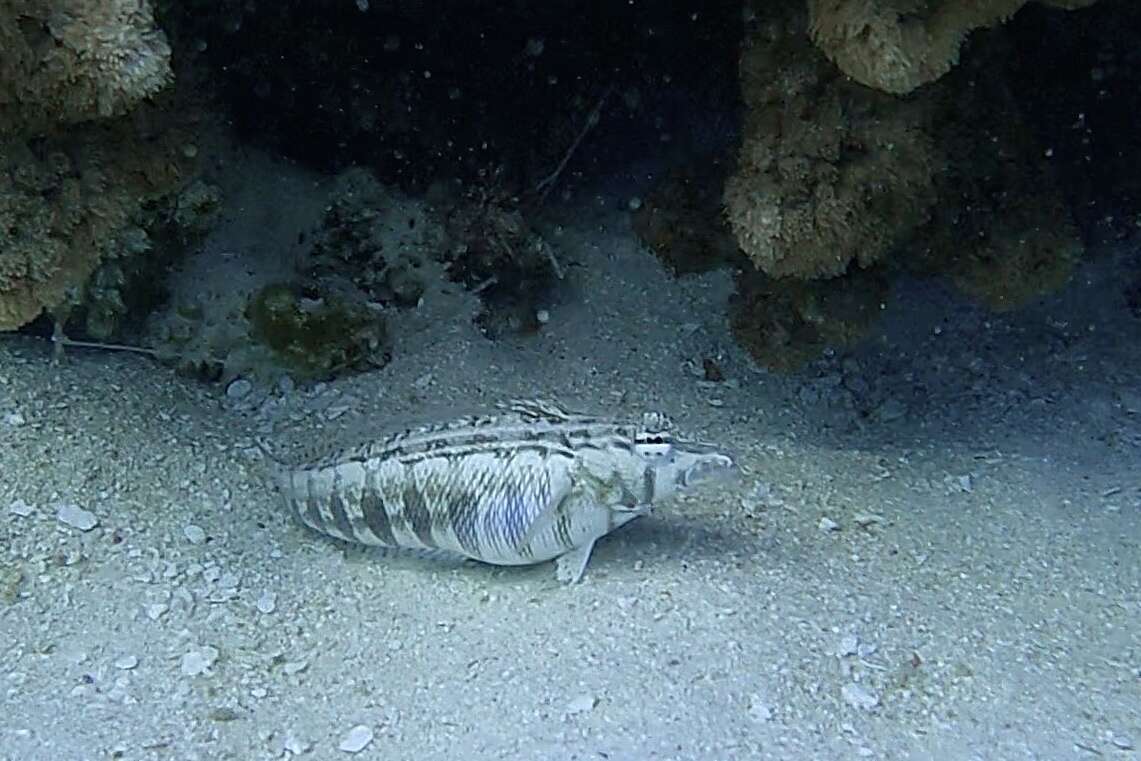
[641,412,673,433]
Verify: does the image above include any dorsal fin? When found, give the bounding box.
[495,397,579,422]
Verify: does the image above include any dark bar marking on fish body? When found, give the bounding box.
[303,472,327,533]
[361,466,397,545]
[555,503,574,548]
[448,488,483,556]
[328,489,355,541]
[402,478,436,548]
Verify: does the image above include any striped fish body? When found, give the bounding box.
[264,399,736,582]
[271,444,632,566]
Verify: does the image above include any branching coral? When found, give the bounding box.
[806,0,1097,95]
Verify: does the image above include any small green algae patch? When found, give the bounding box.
[246,283,390,380]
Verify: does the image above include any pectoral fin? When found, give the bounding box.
[554,538,597,584]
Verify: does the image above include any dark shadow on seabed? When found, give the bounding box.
[781,246,1141,471]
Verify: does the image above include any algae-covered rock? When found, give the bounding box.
[72,226,156,340]
[806,0,1097,96]
[730,267,889,372]
[0,0,183,332]
[441,181,561,338]
[60,180,221,342]
[630,161,744,277]
[0,0,172,136]
[904,32,1083,311]
[149,279,390,385]
[0,127,196,332]
[246,283,390,380]
[170,180,224,243]
[304,168,442,309]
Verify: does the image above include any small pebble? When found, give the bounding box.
[226,378,252,400]
[747,696,773,721]
[818,517,840,532]
[565,694,597,715]
[740,481,783,512]
[1,566,24,604]
[256,591,277,614]
[325,405,350,420]
[282,731,311,755]
[837,634,860,657]
[283,660,309,675]
[145,603,169,621]
[180,646,219,677]
[871,398,906,423]
[114,655,139,670]
[183,524,207,545]
[2,411,26,426]
[1117,388,1141,414]
[208,706,242,722]
[1109,733,1134,750]
[56,504,98,531]
[8,498,34,517]
[338,725,374,753]
[841,683,880,711]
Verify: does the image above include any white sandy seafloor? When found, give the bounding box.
[1,148,1139,761]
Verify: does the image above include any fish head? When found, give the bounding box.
[631,419,740,503]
